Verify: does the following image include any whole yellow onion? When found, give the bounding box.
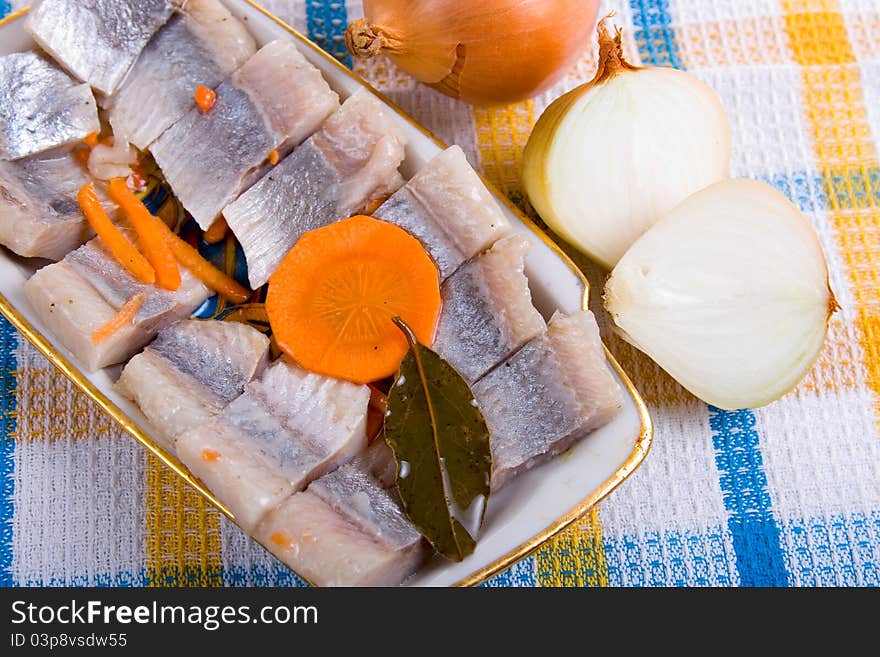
[345,0,601,105]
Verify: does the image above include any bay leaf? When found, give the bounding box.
[384,318,492,562]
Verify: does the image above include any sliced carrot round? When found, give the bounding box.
[267,215,441,384]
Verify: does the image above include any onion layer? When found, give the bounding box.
[346,0,600,104]
[604,179,837,410]
[522,19,731,269]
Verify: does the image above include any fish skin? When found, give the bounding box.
[151,40,338,229]
[223,90,406,289]
[224,141,340,290]
[349,440,397,489]
[25,237,210,371]
[151,82,275,230]
[0,51,99,161]
[473,310,624,489]
[0,149,94,260]
[309,463,422,550]
[148,320,269,405]
[26,0,176,96]
[254,460,427,587]
[375,146,511,281]
[176,359,369,531]
[108,0,256,149]
[66,238,208,332]
[117,320,270,448]
[434,234,547,383]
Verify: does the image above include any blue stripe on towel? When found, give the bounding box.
[222,564,306,587]
[306,1,352,67]
[603,525,738,587]
[0,317,18,586]
[709,408,789,586]
[628,0,683,68]
[780,512,879,587]
[481,557,537,587]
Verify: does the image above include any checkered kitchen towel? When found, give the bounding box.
[1,0,878,587]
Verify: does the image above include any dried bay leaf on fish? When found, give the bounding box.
[384,318,492,562]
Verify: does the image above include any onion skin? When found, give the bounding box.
[346,0,600,104]
[522,19,731,269]
[604,179,837,410]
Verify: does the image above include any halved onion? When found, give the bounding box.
[522,19,730,269]
[604,179,837,409]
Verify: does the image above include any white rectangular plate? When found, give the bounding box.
[0,0,652,587]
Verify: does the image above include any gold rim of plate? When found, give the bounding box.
[0,1,653,588]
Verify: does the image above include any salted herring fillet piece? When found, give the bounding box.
[0,149,95,260]
[224,90,406,289]
[254,457,428,587]
[117,320,270,450]
[107,0,257,150]
[26,0,176,96]
[176,359,369,531]
[473,311,625,489]
[24,236,210,372]
[151,40,339,230]
[349,439,397,489]
[374,146,511,282]
[0,51,99,161]
[434,234,546,383]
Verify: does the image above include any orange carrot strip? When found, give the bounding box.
[108,178,181,291]
[83,132,99,148]
[194,84,216,111]
[266,215,441,384]
[203,216,229,244]
[77,183,156,285]
[362,194,391,216]
[73,147,91,166]
[219,303,270,325]
[163,226,251,303]
[201,449,220,462]
[267,149,279,165]
[91,294,144,345]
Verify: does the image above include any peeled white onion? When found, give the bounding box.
[522,19,731,269]
[604,179,837,410]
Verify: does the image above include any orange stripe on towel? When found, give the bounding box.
[782,1,880,419]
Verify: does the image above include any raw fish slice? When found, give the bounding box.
[26,0,176,96]
[0,51,98,160]
[108,0,256,149]
[66,239,208,331]
[374,146,511,281]
[151,40,338,229]
[473,311,624,488]
[0,150,93,260]
[434,234,546,383]
[117,320,269,448]
[350,440,397,489]
[176,359,369,530]
[24,238,210,371]
[224,90,406,288]
[254,461,427,587]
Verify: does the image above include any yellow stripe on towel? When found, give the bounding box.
[782,1,880,420]
[144,453,222,586]
[536,507,609,587]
